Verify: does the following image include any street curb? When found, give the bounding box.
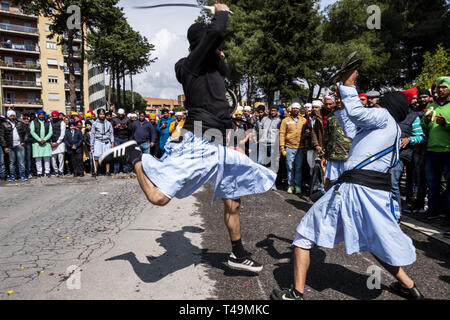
[400,216,450,247]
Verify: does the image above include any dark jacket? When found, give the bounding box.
[0,118,29,148]
[111,116,131,140]
[175,11,232,139]
[64,129,83,154]
[131,120,157,145]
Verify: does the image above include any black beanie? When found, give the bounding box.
[188,22,206,51]
[378,93,409,123]
[418,89,431,96]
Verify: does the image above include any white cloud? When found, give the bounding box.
[115,0,199,99]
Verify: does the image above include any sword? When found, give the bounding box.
[133,3,233,15]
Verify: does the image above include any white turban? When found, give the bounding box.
[312,100,323,107]
[6,110,16,118]
[291,102,301,109]
[175,112,183,117]
[237,105,244,111]
[244,106,252,111]
[304,103,312,111]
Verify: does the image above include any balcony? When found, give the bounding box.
[63,51,81,59]
[0,60,40,71]
[0,22,38,36]
[63,32,82,42]
[2,79,42,89]
[0,42,39,54]
[0,6,38,20]
[64,66,81,74]
[65,83,81,91]
[3,98,43,107]
[65,100,82,106]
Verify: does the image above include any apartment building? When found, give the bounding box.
[0,1,89,115]
[144,95,185,114]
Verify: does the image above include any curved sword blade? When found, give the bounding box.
[133,3,201,9]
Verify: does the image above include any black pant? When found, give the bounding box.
[70,153,84,176]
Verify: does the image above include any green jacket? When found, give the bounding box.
[422,100,450,153]
[323,113,352,161]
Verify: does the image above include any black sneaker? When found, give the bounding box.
[227,253,263,272]
[389,282,425,300]
[444,232,450,239]
[271,287,304,300]
[98,141,139,166]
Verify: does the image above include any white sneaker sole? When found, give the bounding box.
[227,260,263,273]
[98,140,137,166]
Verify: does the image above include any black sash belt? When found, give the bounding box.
[335,169,392,192]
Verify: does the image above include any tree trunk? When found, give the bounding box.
[67,29,76,111]
[122,67,126,110]
[108,68,112,108]
[116,62,121,109]
[111,66,116,111]
[130,73,135,111]
[80,22,85,112]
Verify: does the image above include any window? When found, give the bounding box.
[47,59,58,66]
[45,24,51,32]
[1,2,9,11]
[4,56,12,66]
[48,93,59,101]
[46,41,56,49]
[48,76,58,84]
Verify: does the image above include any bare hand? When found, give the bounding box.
[90,146,94,151]
[215,3,230,13]
[341,69,358,87]
[150,142,155,148]
[72,145,76,150]
[436,114,446,127]
[4,148,9,153]
[51,143,58,148]
[40,140,46,145]
[111,143,115,148]
[321,158,327,169]
[400,138,410,149]
[315,146,323,154]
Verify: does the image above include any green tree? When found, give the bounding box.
[414,44,450,90]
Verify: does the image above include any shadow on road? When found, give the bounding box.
[257,233,385,300]
[105,226,257,283]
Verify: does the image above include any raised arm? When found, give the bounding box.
[334,108,357,140]
[179,10,230,77]
[339,85,388,130]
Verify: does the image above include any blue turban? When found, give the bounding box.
[278,106,285,117]
[69,121,76,127]
[37,110,46,116]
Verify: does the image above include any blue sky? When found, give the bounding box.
[119,0,337,99]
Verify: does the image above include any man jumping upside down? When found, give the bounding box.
[99,4,276,273]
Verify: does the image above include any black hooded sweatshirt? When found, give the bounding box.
[175,11,232,141]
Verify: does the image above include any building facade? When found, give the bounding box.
[87,63,106,113]
[0,1,89,115]
[144,95,185,114]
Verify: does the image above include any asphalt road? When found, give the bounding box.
[0,175,448,300]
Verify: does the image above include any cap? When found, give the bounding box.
[366,90,380,98]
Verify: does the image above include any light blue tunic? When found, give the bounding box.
[295,85,416,267]
[142,131,276,202]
